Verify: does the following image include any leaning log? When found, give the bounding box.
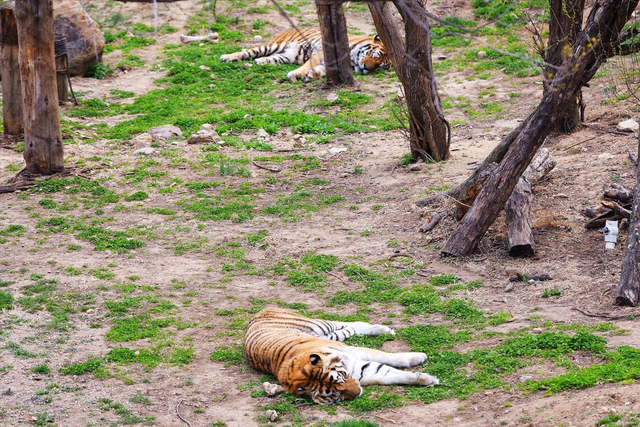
[0,2,23,135]
[616,134,640,306]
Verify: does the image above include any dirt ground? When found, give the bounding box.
[2,1,640,426]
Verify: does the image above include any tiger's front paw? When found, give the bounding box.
[220,54,231,62]
[369,324,395,336]
[417,373,439,386]
[287,69,302,81]
[392,352,427,368]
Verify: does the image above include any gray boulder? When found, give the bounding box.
[54,0,105,76]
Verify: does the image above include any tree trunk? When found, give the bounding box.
[0,2,23,135]
[543,0,586,133]
[315,0,354,87]
[442,0,639,257]
[15,0,64,174]
[368,0,449,162]
[615,130,640,306]
[55,38,68,104]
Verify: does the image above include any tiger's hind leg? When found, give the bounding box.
[317,320,394,342]
[221,44,301,65]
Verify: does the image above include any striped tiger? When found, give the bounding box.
[244,308,439,404]
[219,28,390,82]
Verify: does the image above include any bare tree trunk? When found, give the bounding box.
[368,0,449,162]
[616,130,640,306]
[442,0,639,257]
[315,0,354,86]
[543,0,586,132]
[15,0,64,174]
[0,2,23,135]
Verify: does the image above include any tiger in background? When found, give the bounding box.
[219,28,390,82]
[244,308,439,404]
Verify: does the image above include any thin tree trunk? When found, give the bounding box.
[315,0,354,86]
[615,129,640,306]
[442,0,639,257]
[0,3,23,135]
[368,0,449,162]
[544,0,586,132]
[15,0,64,174]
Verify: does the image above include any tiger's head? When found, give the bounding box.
[279,352,362,404]
[352,35,391,75]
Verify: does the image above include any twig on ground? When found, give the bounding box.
[419,208,454,232]
[375,414,397,424]
[571,307,636,320]
[252,161,281,172]
[176,400,193,427]
[388,253,412,259]
[327,271,347,286]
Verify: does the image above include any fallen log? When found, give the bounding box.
[180,33,219,44]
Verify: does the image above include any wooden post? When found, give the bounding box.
[55,38,68,104]
[0,1,23,135]
[15,0,64,174]
[315,0,354,86]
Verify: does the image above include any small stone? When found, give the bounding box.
[134,147,155,156]
[256,129,269,138]
[262,382,284,397]
[409,164,423,172]
[438,55,447,60]
[199,65,212,71]
[519,375,533,382]
[187,129,222,145]
[617,119,639,133]
[326,92,339,102]
[329,146,347,155]
[210,74,216,79]
[209,84,216,88]
[266,409,278,422]
[199,123,213,132]
[477,50,487,58]
[148,125,182,142]
[131,132,153,149]
[505,268,519,276]
[243,114,253,120]
[254,35,263,42]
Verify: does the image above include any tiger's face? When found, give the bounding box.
[353,36,391,75]
[281,353,362,404]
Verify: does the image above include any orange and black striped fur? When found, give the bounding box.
[244,308,439,404]
[220,28,390,82]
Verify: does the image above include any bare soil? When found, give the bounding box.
[2,1,640,427]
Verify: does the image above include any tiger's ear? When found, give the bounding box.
[310,354,321,365]
[374,35,381,42]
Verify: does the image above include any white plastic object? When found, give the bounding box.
[603,220,619,250]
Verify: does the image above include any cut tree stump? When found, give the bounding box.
[505,177,534,257]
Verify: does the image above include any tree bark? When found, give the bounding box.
[0,2,23,135]
[505,177,534,257]
[15,0,64,174]
[315,0,354,86]
[368,0,449,162]
[442,0,639,257]
[616,130,640,306]
[55,38,68,104]
[543,0,586,133]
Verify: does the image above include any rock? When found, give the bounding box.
[199,65,212,71]
[265,410,278,422]
[243,114,253,120]
[199,124,213,132]
[134,147,155,156]
[617,119,639,133]
[409,164,423,172]
[326,92,339,102]
[254,35,263,42]
[256,129,269,138]
[187,128,222,144]
[131,132,153,149]
[148,125,183,142]
[329,147,347,155]
[477,50,487,59]
[262,382,284,397]
[437,55,447,60]
[54,0,105,76]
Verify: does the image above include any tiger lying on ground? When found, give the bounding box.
[244,308,439,404]
[219,28,390,82]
